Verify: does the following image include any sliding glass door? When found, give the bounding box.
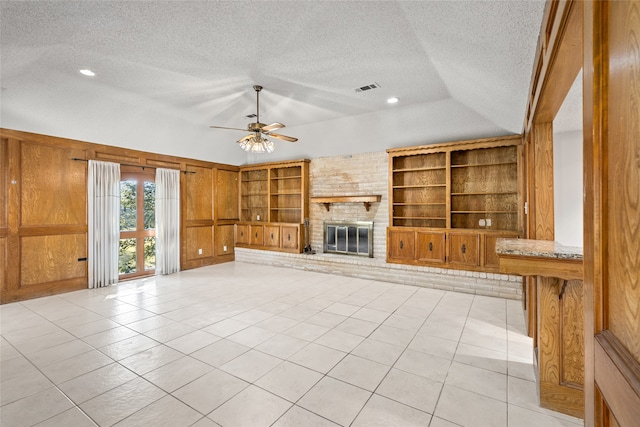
[119,170,156,279]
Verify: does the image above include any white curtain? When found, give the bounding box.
[156,168,181,275]
[88,160,121,288]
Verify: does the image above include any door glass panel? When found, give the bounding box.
[144,236,156,270]
[327,226,336,250]
[337,227,347,251]
[119,238,137,274]
[348,227,357,252]
[144,181,155,230]
[358,228,369,253]
[120,180,137,231]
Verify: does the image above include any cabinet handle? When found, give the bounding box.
[255,232,258,238]
[400,240,404,249]
[461,244,466,254]
[429,242,433,251]
[287,234,291,241]
[271,233,274,239]
[240,231,244,237]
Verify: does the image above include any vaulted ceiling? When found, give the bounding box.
[1,1,546,165]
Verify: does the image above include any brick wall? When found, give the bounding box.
[308,151,388,259]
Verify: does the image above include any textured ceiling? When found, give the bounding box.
[0,1,546,165]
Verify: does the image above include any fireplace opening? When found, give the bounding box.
[324,221,373,257]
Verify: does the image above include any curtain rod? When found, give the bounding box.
[71,158,196,174]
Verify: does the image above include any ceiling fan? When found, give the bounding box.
[210,85,298,153]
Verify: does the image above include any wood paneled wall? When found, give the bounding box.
[0,129,238,303]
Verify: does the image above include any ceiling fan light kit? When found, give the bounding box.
[210,85,298,153]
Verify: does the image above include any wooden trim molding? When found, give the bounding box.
[594,331,640,427]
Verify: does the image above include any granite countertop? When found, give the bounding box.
[495,238,583,261]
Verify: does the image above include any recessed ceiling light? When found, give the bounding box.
[79,69,96,77]
[387,97,399,104]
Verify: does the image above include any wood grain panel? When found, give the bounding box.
[533,122,555,240]
[387,229,415,261]
[20,234,86,286]
[607,0,640,365]
[94,151,140,164]
[215,225,235,256]
[185,165,213,221]
[20,142,87,226]
[0,237,6,292]
[185,226,212,260]
[215,169,239,221]
[448,233,479,266]
[539,277,561,384]
[416,231,445,263]
[1,138,7,229]
[235,224,249,245]
[281,225,300,250]
[561,280,585,386]
[264,225,280,248]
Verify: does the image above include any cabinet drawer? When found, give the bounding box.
[250,225,264,246]
[448,232,480,266]
[281,225,299,250]
[235,224,250,245]
[264,225,280,248]
[416,231,446,263]
[388,230,415,261]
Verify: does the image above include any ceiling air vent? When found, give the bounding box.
[355,82,381,93]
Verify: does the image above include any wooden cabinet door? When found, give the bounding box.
[235,224,250,245]
[250,225,264,246]
[483,234,518,269]
[264,225,280,248]
[416,231,446,263]
[215,225,235,256]
[448,232,479,266]
[387,229,415,261]
[281,225,299,250]
[585,2,640,425]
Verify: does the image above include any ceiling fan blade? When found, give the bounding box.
[261,122,285,132]
[210,125,248,131]
[267,133,298,142]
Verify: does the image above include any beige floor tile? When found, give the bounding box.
[0,368,53,406]
[57,362,138,404]
[351,338,404,366]
[209,385,292,427]
[434,385,507,427]
[288,343,346,374]
[164,330,221,354]
[272,405,339,427]
[315,329,363,353]
[407,334,458,360]
[323,302,361,317]
[143,322,196,343]
[255,361,323,402]
[352,394,432,426]
[0,387,74,427]
[119,345,183,376]
[82,326,140,348]
[508,404,583,427]
[79,377,165,426]
[256,315,300,333]
[41,349,114,384]
[306,311,348,328]
[143,356,213,392]
[368,325,415,347]
[219,349,282,382]
[454,341,508,374]
[226,325,276,347]
[298,377,372,426]
[99,334,159,361]
[172,368,249,414]
[426,416,461,427]
[255,334,309,359]
[394,349,451,383]
[190,339,250,367]
[352,307,391,323]
[328,354,390,391]
[33,407,97,427]
[112,395,202,427]
[445,361,507,402]
[284,321,330,342]
[376,368,442,413]
[334,317,379,337]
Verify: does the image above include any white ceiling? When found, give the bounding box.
[0,1,546,165]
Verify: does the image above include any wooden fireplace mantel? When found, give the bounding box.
[311,195,382,212]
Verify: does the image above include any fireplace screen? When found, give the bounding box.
[324,221,373,257]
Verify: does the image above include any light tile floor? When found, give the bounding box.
[0,262,584,427]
